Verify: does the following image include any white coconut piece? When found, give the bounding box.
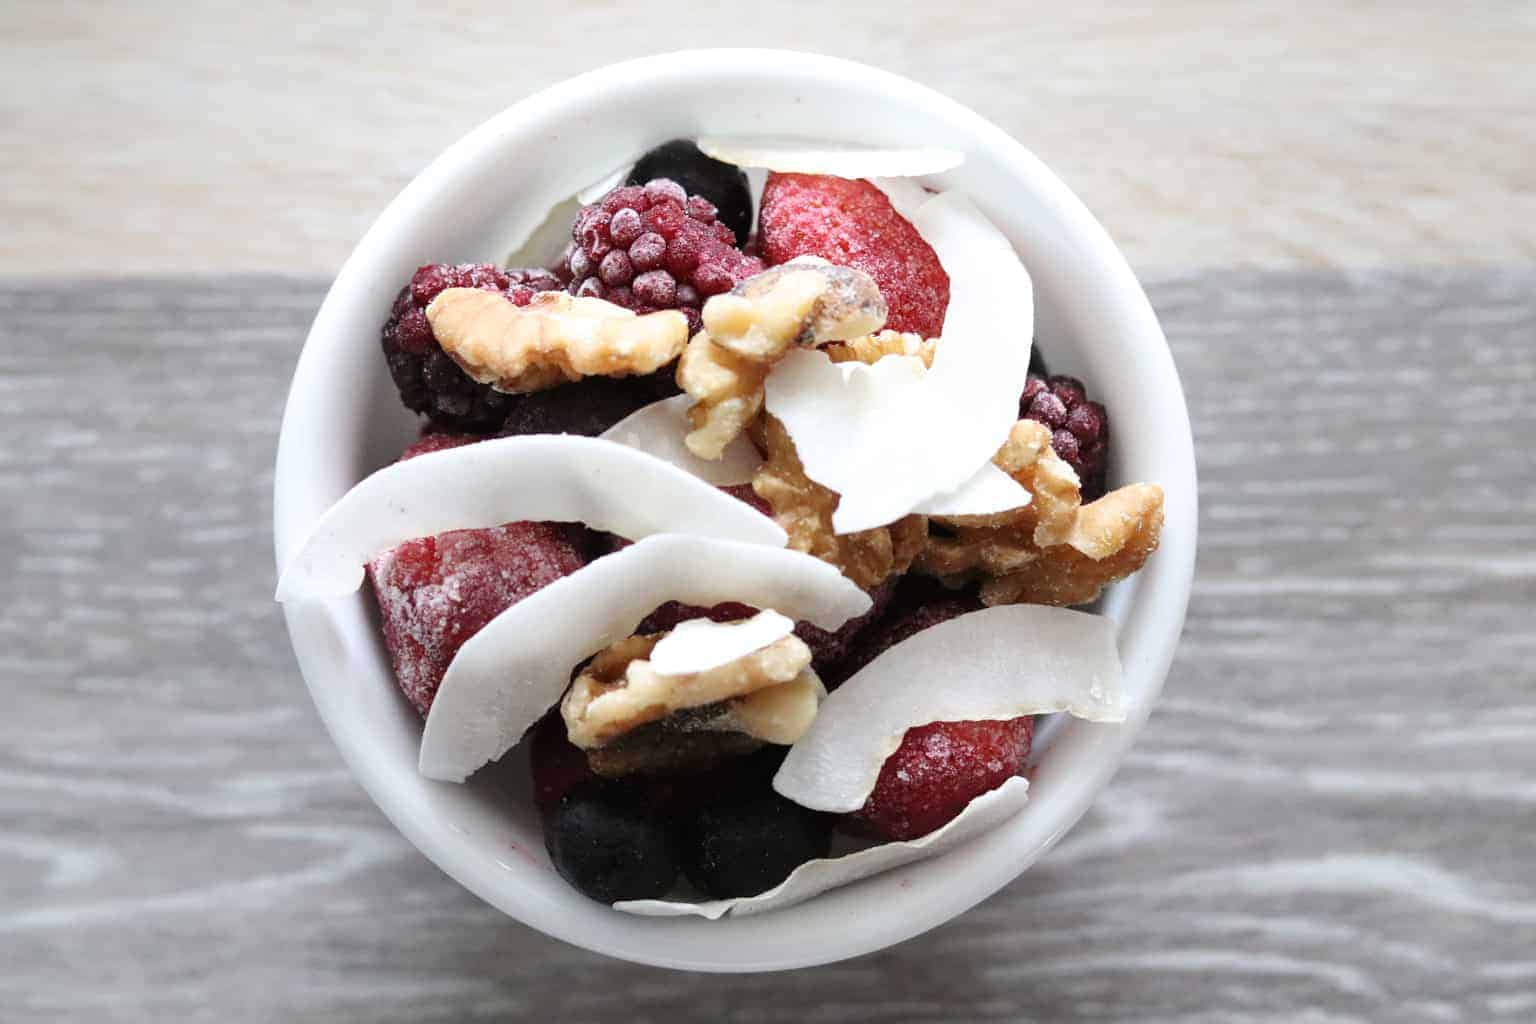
[774,605,1124,813]
[912,461,1032,517]
[504,195,581,269]
[598,394,760,486]
[576,163,630,205]
[648,609,797,677]
[870,176,934,221]
[274,436,785,603]
[697,137,963,179]
[419,535,870,782]
[762,191,1033,534]
[614,775,1029,919]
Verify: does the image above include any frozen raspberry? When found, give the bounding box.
[497,370,679,439]
[757,173,949,337]
[822,581,982,688]
[559,179,764,334]
[627,140,754,246]
[529,708,596,815]
[849,717,1034,841]
[367,520,588,715]
[1020,373,1110,500]
[381,263,563,433]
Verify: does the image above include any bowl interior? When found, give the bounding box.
[274,49,1197,971]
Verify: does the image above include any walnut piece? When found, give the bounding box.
[752,415,927,590]
[426,287,687,394]
[560,629,818,752]
[679,260,886,458]
[824,330,936,368]
[917,420,1165,606]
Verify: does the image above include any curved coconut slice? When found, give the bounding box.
[275,436,785,603]
[615,775,1029,919]
[912,461,1032,517]
[870,175,934,220]
[648,609,797,676]
[696,137,963,179]
[599,394,761,486]
[763,191,1033,534]
[419,536,870,782]
[774,605,1124,813]
[504,160,636,267]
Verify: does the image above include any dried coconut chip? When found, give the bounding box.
[274,436,785,603]
[598,394,760,486]
[695,137,963,178]
[912,462,1032,517]
[419,535,870,782]
[504,159,637,266]
[615,775,1029,919]
[773,605,1124,813]
[763,191,1033,534]
[648,610,797,677]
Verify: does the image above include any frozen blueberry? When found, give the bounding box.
[544,781,680,903]
[684,790,834,899]
[627,139,753,247]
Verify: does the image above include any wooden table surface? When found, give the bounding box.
[5,4,1535,1021]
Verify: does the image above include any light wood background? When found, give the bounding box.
[4,4,1536,1021]
[2,1,1533,275]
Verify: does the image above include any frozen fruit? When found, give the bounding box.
[627,139,754,247]
[559,179,764,334]
[792,576,896,678]
[757,173,949,337]
[381,263,563,433]
[1020,373,1110,501]
[367,519,588,715]
[849,716,1033,842]
[529,708,596,815]
[544,780,680,902]
[498,370,680,438]
[822,580,982,688]
[684,790,834,899]
[399,430,481,461]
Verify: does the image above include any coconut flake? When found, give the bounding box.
[275,436,785,603]
[504,196,581,269]
[773,605,1124,813]
[648,609,797,677]
[912,461,1032,517]
[418,535,870,782]
[615,775,1029,919]
[575,163,630,205]
[598,394,760,485]
[696,137,963,178]
[870,176,934,220]
[763,191,1033,534]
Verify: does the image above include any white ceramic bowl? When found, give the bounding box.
[273,49,1197,971]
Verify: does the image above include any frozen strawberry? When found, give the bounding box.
[757,173,949,337]
[399,430,481,461]
[848,717,1033,841]
[367,520,588,716]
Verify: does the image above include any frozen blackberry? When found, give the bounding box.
[498,370,679,439]
[684,790,834,899]
[381,263,563,433]
[1020,373,1110,500]
[559,179,764,334]
[627,140,754,246]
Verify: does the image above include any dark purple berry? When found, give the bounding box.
[545,781,680,903]
[627,139,754,246]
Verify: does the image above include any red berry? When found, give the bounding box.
[1019,374,1112,500]
[849,717,1034,841]
[367,517,588,716]
[529,708,596,815]
[757,173,950,337]
[399,430,481,461]
[560,178,763,335]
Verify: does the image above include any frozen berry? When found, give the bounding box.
[758,173,949,337]
[627,141,753,246]
[792,577,896,679]
[367,520,588,715]
[545,781,680,902]
[684,790,834,899]
[399,430,481,461]
[381,264,563,433]
[497,370,679,439]
[823,580,982,688]
[560,178,763,334]
[529,709,595,816]
[849,717,1034,842]
[1020,373,1110,500]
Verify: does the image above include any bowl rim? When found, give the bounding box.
[273,47,1198,971]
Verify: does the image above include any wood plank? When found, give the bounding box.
[2,271,1534,1020]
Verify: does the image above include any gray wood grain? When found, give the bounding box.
[3,271,1534,1022]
